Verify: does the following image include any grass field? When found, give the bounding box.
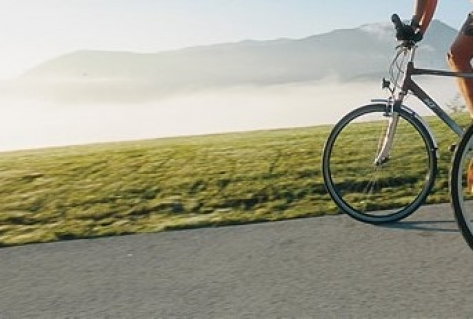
[0,114,470,247]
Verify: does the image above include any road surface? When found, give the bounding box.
[0,203,472,319]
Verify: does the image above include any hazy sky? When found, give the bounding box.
[0,0,472,79]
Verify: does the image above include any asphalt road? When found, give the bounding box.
[0,203,472,319]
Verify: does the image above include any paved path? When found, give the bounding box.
[0,204,472,319]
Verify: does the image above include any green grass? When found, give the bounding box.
[0,114,470,247]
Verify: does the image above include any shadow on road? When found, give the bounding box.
[380,220,459,233]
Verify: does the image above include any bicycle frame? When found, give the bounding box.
[374,46,472,166]
[397,47,471,136]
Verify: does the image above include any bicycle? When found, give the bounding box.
[322,14,473,225]
[450,124,473,249]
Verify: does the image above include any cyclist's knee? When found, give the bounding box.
[447,36,473,71]
[447,48,471,71]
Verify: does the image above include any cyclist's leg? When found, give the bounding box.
[447,13,473,115]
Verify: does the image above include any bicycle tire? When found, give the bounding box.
[450,124,473,249]
[322,103,437,224]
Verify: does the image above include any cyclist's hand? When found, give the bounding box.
[395,23,423,43]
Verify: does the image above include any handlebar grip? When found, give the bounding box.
[391,14,403,30]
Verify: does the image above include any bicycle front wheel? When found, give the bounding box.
[322,103,437,224]
[450,124,473,249]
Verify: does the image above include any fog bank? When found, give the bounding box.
[0,78,458,152]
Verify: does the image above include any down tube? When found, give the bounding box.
[410,81,464,137]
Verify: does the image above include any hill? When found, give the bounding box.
[0,20,460,151]
[17,20,456,101]
[0,113,469,246]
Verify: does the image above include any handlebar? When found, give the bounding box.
[390,13,421,48]
[391,14,404,32]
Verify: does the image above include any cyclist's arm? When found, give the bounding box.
[413,0,438,34]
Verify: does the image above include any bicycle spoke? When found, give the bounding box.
[322,104,436,224]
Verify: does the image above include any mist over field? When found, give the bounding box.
[0,20,460,151]
[0,78,457,152]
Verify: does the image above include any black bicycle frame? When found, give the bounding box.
[398,60,472,137]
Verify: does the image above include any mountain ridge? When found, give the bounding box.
[12,20,457,103]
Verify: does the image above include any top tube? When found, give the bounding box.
[403,46,473,79]
[412,67,473,79]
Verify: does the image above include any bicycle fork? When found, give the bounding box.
[373,101,400,166]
